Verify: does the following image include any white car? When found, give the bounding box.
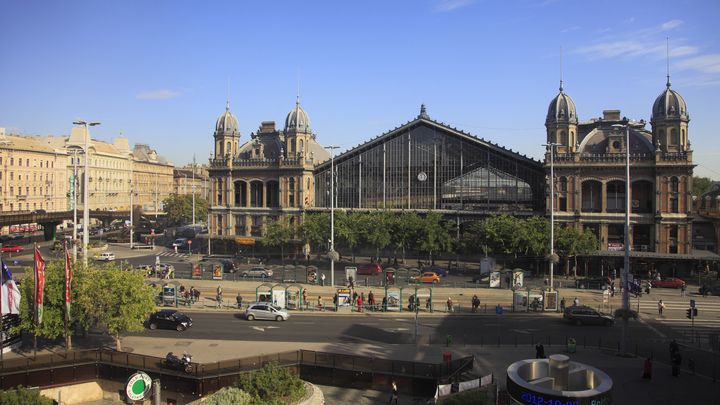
[96,252,116,261]
[241,267,273,278]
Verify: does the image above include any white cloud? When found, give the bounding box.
[676,54,720,74]
[136,89,182,100]
[660,19,683,31]
[624,17,635,24]
[434,0,475,12]
[561,26,580,33]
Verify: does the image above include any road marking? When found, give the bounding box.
[251,326,265,332]
[511,329,531,334]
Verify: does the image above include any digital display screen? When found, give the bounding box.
[507,375,612,405]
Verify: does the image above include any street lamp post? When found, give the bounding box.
[543,143,559,292]
[325,145,340,287]
[73,120,100,267]
[192,155,196,225]
[70,147,80,262]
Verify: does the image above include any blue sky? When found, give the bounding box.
[2,0,719,177]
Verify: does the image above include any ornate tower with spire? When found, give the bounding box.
[283,96,313,159]
[214,101,240,159]
[545,79,578,154]
[650,72,690,153]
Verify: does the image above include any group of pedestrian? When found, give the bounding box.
[179,286,199,305]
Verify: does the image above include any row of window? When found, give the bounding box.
[1,172,55,182]
[0,156,55,168]
[0,186,55,196]
[555,177,683,214]
[0,202,55,212]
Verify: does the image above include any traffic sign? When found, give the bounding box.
[187,240,192,244]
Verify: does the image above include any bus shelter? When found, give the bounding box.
[384,286,403,312]
[281,265,296,283]
[285,284,304,310]
[395,268,409,284]
[255,283,288,308]
[408,286,433,312]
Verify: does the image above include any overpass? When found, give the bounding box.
[0,210,130,241]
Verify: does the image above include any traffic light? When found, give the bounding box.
[693,308,698,317]
[686,308,693,319]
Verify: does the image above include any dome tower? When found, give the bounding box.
[651,75,689,153]
[214,101,240,159]
[283,96,312,159]
[545,80,578,153]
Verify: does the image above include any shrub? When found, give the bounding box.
[203,387,252,405]
[236,362,306,404]
[0,386,54,405]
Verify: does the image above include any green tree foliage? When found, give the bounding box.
[299,212,329,249]
[335,211,364,261]
[262,218,293,263]
[236,362,306,405]
[693,176,714,197]
[363,211,393,259]
[391,212,424,263]
[203,387,253,405]
[0,386,54,405]
[417,211,455,263]
[555,226,599,276]
[162,193,208,226]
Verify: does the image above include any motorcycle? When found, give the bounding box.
[162,352,193,373]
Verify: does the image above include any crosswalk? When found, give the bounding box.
[641,298,720,347]
[156,251,192,258]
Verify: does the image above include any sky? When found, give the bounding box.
[2,0,719,177]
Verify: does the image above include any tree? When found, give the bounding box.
[0,386,54,405]
[162,193,208,226]
[262,218,293,263]
[299,213,329,253]
[693,176,714,197]
[363,211,393,261]
[555,226,599,277]
[335,211,364,262]
[416,212,455,265]
[75,266,156,351]
[390,212,423,264]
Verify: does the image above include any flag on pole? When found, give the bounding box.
[1,258,21,315]
[34,246,46,324]
[65,243,72,321]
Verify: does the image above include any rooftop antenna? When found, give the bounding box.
[666,37,671,88]
[559,46,564,92]
[226,77,231,110]
[296,66,301,106]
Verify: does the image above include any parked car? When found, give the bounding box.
[0,245,23,253]
[31,209,47,214]
[651,277,686,289]
[357,263,382,275]
[699,285,720,296]
[245,303,289,321]
[428,266,450,277]
[414,271,441,284]
[563,305,614,326]
[147,309,193,331]
[95,252,116,261]
[241,267,273,278]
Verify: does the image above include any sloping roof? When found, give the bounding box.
[1,134,63,154]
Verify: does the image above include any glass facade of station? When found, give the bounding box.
[314,120,545,214]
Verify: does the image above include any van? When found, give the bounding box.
[96,252,116,261]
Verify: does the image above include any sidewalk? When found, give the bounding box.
[115,336,716,405]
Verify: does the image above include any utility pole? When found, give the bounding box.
[73,120,100,267]
[192,155,196,225]
[129,160,134,250]
[71,148,79,262]
[324,145,340,287]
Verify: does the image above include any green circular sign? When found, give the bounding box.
[126,371,152,401]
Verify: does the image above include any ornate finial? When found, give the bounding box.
[419,104,429,119]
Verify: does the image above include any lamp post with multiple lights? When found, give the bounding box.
[73,120,100,266]
[542,142,559,292]
[324,145,340,287]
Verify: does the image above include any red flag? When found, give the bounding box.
[34,246,46,324]
[65,243,72,321]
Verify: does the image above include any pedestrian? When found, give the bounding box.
[348,276,355,289]
[193,288,200,303]
[669,339,679,356]
[573,297,579,307]
[321,273,326,286]
[426,297,432,311]
[671,352,682,377]
[368,290,375,310]
[446,297,454,313]
[535,343,545,359]
[236,293,243,309]
[302,289,308,310]
[388,380,398,405]
[382,296,388,312]
[357,294,363,312]
[317,295,323,311]
[680,283,687,297]
[658,299,665,317]
[642,357,653,379]
[215,286,223,309]
[333,293,338,310]
[560,297,566,312]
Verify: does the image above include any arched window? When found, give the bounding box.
[299,139,304,153]
[226,142,231,155]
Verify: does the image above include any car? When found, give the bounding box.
[428,266,449,277]
[95,252,115,261]
[31,209,47,214]
[0,245,23,253]
[414,271,441,284]
[245,303,289,321]
[470,274,489,284]
[651,277,686,288]
[241,267,273,278]
[147,309,193,331]
[172,238,189,248]
[357,263,382,275]
[9,233,25,240]
[154,263,175,276]
[563,305,614,326]
[699,285,720,296]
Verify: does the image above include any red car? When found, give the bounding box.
[1,245,23,253]
[651,277,686,288]
[356,263,382,275]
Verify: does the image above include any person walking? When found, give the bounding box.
[321,273,326,286]
[236,293,243,309]
[388,380,398,404]
[560,297,566,312]
[573,297,579,307]
[446,297,454,313]
[317,295,323,311]
[658,299,665,317]
[535,343,545,359]
[216,286,223,309]
[681,283,687,297]
[302,289,308,310]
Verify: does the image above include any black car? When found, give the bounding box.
[699,285,720,296]
[563,305,614,326]
[147,309,193,331]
